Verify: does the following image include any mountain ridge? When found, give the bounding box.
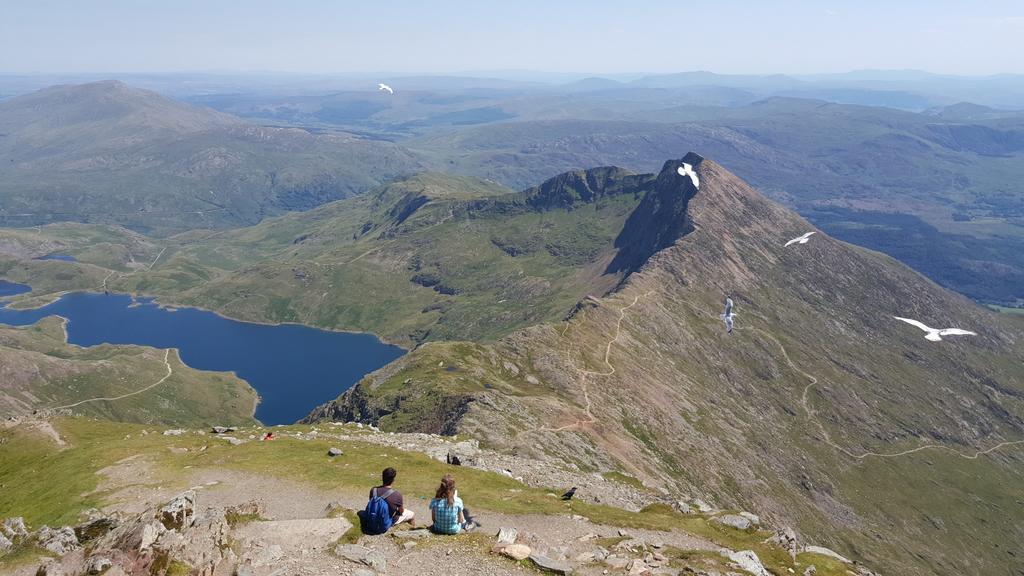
[305,154,1024,576]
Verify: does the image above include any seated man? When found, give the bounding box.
[364,467,415,533]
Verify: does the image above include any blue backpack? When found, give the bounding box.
[363,488,395,535]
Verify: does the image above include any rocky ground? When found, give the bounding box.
[0,419,867,576]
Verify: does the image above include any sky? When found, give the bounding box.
[1,0,1022,76]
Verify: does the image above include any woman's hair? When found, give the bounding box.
[434,474,456,505]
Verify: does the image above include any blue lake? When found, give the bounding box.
[0,292,405,424]
[0,280,31,297]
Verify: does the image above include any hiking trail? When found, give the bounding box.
[47,349,175,411]
[543,291,653,432]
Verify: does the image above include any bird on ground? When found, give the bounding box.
[784,231,816,247]
[720,297,736,334]
[377,83,394,94]
[893,317,977,341]
[677,163,700,188]
[561,487,577,501]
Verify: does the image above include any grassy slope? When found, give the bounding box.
[0,317,256,426]
[0,417,849,576]
[2,171,644,346]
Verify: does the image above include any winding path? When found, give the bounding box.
[543,291,652,432]
[100,269,116,291]
[48,349,175,411]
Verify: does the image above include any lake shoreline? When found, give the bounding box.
[3,286,413,351]
[0,288,405,424]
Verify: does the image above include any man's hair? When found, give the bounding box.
[382,467,397,485]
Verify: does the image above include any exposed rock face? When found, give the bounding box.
[159,491,196,531]
[605,153,702,275]
[2,517,28,538]
[37,526,80,555]
[74,517,119,544]
[524,166,648,210]
[302,376,474,435]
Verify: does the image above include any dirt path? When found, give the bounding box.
[147,246,168,270]
[47,349,175,411]
[543,291,653,432]
[100,269,116,291]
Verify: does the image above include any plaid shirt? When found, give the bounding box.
[429,495,464,534]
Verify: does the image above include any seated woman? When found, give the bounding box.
[429,474,476,534]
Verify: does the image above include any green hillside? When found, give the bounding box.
[0,317,256,426]
[1,169,653,345]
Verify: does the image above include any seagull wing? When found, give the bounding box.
[937,328,977,336]
[803,231,817,240]
[894,317,934,333]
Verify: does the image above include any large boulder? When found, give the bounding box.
[37,526,80,555]
[529,553,573,575]
[712,514,753,530]
[723,549,770,576]
[496,527,518,544]
[160,491,196,531]
[2,517,28,539]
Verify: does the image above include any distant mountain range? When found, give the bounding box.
[0,81,421,234]
[2,79,1023,308]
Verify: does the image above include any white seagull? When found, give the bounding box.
[377,83,394,95]
[677,163,700,188]
[893,317,977,342]
[784,231,816,247]
[720,297,736,334]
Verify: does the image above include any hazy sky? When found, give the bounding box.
[2,0,1022,75]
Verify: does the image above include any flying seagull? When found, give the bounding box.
[720,297,736,334]
[377,83,394,95]
[677,163,700,188]
[784,231,816,247]
[893,317,977,341]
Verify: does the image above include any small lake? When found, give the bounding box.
[0,280,31,297]
[0,292,405,424]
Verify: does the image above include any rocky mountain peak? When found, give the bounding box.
[524,166,643,210]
